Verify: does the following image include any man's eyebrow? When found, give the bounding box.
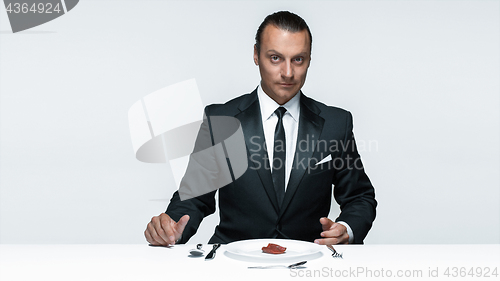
[265,50,309,57]
[266,49,283,56]
[294,52,309,57]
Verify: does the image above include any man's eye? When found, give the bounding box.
[294,57,303,63]
[271,55,280,61]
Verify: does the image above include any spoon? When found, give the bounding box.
[189,244,204,256]
[248,261,307,269]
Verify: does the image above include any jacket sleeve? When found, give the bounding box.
[333,111,377,244]
[165,106,219,243]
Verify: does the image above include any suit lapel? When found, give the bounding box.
[278,94,324,219]
[237,90,280,214]
[236,91,324,216]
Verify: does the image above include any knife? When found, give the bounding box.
[205,243,221,260]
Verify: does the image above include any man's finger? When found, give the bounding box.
[319,217,335,231]
[321,223,345,238]
[314,237,340,245]
[175,215,190,235]
[166,215,190,244]
[147,221,168,245]
[152,216,171,244]
[315,231,349,245]
[157,214,177,244]
[144,228,158,245]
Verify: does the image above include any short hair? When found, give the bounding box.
[255,11,312,56]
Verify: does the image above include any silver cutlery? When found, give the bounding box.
[204,243,221,260]
[189,243,204,256]
[248,261,307,269]
[327,245,343,259]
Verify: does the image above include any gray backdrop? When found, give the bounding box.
[1,0,498,244]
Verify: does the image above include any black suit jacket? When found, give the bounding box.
[166,89,376,244]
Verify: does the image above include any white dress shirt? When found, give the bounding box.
[257,85,300,190]
[256,84,354,244]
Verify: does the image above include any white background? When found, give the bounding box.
[0,0,498,244]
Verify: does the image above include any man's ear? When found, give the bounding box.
[253,45,259,65]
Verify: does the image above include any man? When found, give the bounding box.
[145,11,376,246]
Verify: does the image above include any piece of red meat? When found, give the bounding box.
[262,243,287,254]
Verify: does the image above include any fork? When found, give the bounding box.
[327,245,343,259]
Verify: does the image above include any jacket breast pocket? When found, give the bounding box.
[306,154,334,176]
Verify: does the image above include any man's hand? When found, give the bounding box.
[314,217,349,245]
[145,213,190,246]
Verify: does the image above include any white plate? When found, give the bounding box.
[224,238,323,263]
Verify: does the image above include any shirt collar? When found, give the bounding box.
[257,83,300,123]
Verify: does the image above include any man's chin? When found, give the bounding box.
[264,86,300,104]
[278,90,299,100]
[275,95,298,105]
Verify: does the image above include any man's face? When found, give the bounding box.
[254,24,311,105]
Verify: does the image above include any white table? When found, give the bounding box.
[1,244,498,280]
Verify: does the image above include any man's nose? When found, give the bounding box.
[281,61,293,78]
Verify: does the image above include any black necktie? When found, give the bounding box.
[272,107,287,208]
